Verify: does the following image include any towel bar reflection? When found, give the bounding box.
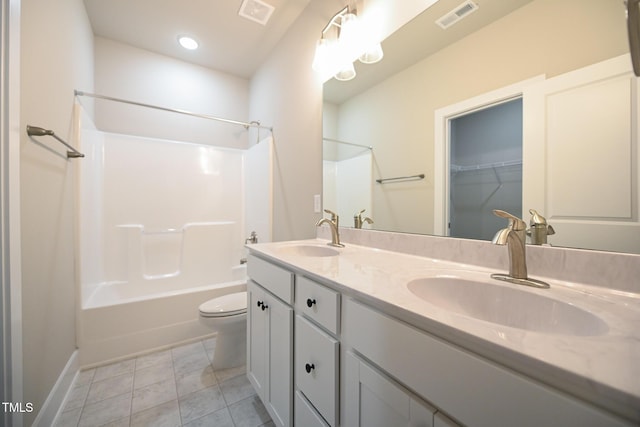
[376,174,424,184]
[26,125,85,159]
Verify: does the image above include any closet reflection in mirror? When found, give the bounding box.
[322,0,640,254]
[449,98,522,241]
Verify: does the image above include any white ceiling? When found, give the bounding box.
[83,0,532,97]
[83,0,342,79]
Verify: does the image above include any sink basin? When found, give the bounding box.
[276,244,340,257]
[407,276,608,336]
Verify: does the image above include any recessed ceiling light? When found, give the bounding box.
[178,36,199,50]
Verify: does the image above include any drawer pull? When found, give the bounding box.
[305,363,315,374]
[306,298,317,308]
[256,301,268,311]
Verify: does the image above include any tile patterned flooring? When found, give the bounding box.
[55,337,273,427]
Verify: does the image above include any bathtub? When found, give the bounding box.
[78,264,247,367]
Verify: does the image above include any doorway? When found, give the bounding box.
[448,98,523,240]
[433,76,544,236]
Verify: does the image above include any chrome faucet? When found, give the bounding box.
[354,209,374,229]
[316,209,345,247]
[491,209,549,289]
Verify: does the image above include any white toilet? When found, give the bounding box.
[198,291,247,370]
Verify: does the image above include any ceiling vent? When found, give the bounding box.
[239,0,275,26]
[436,0,479,30]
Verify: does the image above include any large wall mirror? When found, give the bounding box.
[322,0,640,254]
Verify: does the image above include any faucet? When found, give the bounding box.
[527,209,555,245]
[491,209,549,289]
[354,209,374,229]
[316,209,345,247]
[245,231,258,245]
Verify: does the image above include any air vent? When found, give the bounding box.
[436,0,479,29]
[239,0,275,26]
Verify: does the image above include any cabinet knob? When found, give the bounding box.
[306,298,316,308]
[256,301,263,308]
[305,363,315,374]
[261,303,268,311]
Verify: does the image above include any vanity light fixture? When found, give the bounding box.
[312,5,384,82]
[178,36,199,50]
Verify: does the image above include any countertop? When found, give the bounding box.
[247,238,640,424]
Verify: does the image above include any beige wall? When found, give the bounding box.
[249,2,326,241]
[20,0,94,423]
[93,37,250,148]
[334,0,629,234]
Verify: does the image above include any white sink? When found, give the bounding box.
[407,276,608,336]
[275,244,340,257]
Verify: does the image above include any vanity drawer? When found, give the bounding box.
[295,315,339,426]
[247,254,294,304]
[295,390,329,427]
[295,276,340,335]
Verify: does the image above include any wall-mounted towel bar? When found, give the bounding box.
[26,125,85,158]
[376,173,424,184]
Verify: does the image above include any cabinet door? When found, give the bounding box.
[247,280,267,397]
[295,390,330,427]
[265,292,293,427]
[295,315,339,426]
[345,352,435,427]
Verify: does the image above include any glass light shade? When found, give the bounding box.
[339,13,360,47]
[312,38,330,72]
[334,62,356,81]
[359,43,384,64]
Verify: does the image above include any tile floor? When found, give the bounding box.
[55,337,273,427]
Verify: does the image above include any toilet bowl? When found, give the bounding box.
[199,291,247,370]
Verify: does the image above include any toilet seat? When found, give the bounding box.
[199,291,247,318]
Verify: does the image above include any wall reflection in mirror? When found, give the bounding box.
[322,0,640,254]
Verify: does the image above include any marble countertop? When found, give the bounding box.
[247,238,640,424]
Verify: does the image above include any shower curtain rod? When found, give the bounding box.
[74,90,273,132]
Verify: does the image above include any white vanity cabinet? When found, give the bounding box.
[246,255,294,427]
[294,275,341,426]
[247,249,634,427]
[344,351,437,427]
[343,298,631,427]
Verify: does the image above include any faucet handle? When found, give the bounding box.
[493,209,526,231]
[324,209,338,220]
[529,209,548,226]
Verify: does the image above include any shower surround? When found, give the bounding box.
[76,104,271,366]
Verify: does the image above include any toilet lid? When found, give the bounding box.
[199,291,247,317]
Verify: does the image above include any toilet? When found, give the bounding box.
[198,291,247,370]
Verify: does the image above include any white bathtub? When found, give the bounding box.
[78,265,247,367]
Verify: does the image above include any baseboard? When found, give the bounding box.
[32,350,79,427]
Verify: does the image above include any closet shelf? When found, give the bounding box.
[451,159,521,173]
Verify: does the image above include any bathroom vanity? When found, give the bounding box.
[246,235,640,427]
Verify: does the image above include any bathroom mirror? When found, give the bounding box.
[323,0,640,254]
